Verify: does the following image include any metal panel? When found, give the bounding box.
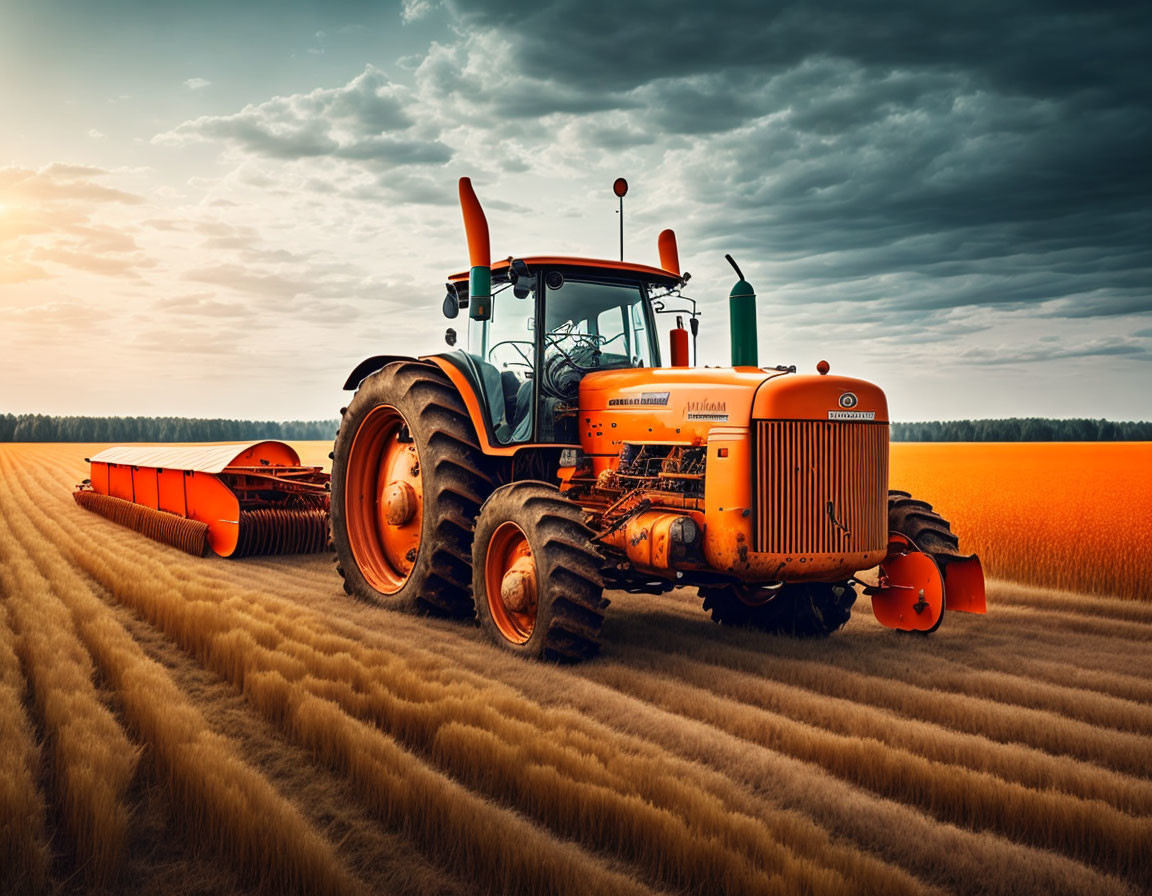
[754,420,888,555]
[89,441,301,474]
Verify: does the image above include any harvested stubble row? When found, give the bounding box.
[0,602,50,895]
[0,508,138,888]
[0,459,367,896]
[620,598,1152,776]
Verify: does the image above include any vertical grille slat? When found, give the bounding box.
[753,420,888,555]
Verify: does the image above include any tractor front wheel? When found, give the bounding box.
[699,581,856,637]
[473,482,607,661]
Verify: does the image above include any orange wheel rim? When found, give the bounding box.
[485,521,537,644]
[345,405,422,594]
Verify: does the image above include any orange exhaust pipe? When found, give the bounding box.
[658,229,680,277]
[459,177,492,319]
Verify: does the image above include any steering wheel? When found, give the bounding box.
[543,330,606,373]
[488,339,534,368]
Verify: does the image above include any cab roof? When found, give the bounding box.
[448,255,682,287]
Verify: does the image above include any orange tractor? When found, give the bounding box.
[331,178,985,659]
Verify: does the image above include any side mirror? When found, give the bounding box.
[445,327,457,346]
[442,291,459,319]
[689,317,699,337]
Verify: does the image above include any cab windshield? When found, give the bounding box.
[464,271,660,445]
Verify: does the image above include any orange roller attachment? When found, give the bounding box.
[869,535,945,632]
[75,441,330,558]
[73,491,210,557]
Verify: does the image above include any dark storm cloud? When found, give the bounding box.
[448,0,1148,101]
[439,0,1151,323]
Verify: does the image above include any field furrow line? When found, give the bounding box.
[1,456,375,896]
[611,602,1152,777]
[94,587,479,896]
[396,621,1138,896]
[0,601,51,895]
[0,493,139,887]
[619,643,1152,814]
[990,582,1152,624]
[588,656,1152,884]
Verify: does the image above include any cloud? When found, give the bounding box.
[156,66,451,171]
[184,77,211,90]
[0,164,152,283]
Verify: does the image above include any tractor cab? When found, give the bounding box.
[444,258,679,445]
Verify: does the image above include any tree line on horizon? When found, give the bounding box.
[0,414,339,443]
[1,412,1150,443]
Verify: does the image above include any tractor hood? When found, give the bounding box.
[578,367,888,452]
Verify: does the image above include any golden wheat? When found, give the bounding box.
[0,602,50,896]
[890,443,1152,600]
[0,454,364,896]
[0,498,138,886]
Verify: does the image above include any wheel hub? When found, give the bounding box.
[500,556,537,613]
[382,480,416,526]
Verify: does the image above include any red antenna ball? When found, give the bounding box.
[613,177,628,198]
[817,360,830,375]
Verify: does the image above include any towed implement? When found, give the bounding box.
[74,441,329,557]
[330,177,986,660]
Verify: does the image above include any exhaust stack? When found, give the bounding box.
[458,177,492,320]
[657,229,680,277]
[726,253,758,367]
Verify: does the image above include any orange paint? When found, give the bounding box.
[890,442,1152,600]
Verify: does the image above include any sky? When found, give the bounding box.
[1,0,1149,423]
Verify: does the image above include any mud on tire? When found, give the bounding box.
[331,361,493,616]
[473,481,607,661]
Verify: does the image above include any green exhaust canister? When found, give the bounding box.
[729,275,758,367]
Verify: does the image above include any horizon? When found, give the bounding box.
[2,1,1149,422]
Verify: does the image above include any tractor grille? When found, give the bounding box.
[753,420,888,555]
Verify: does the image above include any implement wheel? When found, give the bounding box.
[473,482,607,661]
[331,362,493,616]
[699,581,856,637]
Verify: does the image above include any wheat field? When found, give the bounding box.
[1,442,1150,896]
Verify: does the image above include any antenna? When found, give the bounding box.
[613,177,628,260]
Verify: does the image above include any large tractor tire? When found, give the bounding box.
[887,489,961,557]
[331,361,493,616]
[699,581,857,637]
[472,481,607,661]
[880,489,972,633]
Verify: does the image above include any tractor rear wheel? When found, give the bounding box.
[472,482,607,661]
[331,362,493,616]
[699,581,857,637]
